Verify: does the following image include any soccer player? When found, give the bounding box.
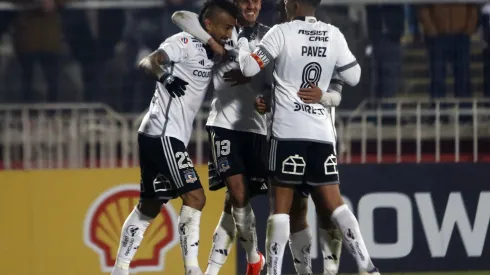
[172,2,325,274]
[238,0,380,274]
[172,2,271,274]
[109,1,239,275]
[260,1,344,274]
[173,1,341,275]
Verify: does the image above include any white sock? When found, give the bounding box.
[205,212,236,275]
[289,228,312,275]
[178,205,202,270]
[111,207,152,275]
[331,204,374,273]
[232,204,260,263]
[266,214,290,275]
[319,227,342,275]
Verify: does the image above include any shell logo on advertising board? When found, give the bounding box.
[83,184,179,273]
[1,167,236,275]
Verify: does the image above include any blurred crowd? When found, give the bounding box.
[0,0,489,113]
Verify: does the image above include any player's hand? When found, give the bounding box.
[298,82,323,104]
[159,74,189,98]
[223,69,251,87]
[255,96,268,114]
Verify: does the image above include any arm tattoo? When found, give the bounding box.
[140,49,171,79]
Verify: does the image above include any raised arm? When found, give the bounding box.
[171,10,226,57]
[238,24,285,77]
[335,30,361,86]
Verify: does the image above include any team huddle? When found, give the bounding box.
[110,0,379,274]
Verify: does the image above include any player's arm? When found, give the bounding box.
[138,49,171,81]
[320,73,343,107]
[298,71,343,107]
[171,10,225,57]
[138,36,189,97]
[335,30,361,86]
[238,24,285,77]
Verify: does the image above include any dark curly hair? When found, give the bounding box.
[198,0,240,26]
[276,0,287,23]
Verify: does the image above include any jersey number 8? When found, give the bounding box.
[301,62,322,89]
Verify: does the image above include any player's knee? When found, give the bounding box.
[181,188,206,211]
[138,199,164,218]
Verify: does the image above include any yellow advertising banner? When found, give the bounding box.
[0,166,236,275]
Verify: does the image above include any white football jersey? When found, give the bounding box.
[252,16,357,144]
[138,32,214,145]
[206,24,272,135]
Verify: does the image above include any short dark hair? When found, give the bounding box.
[298,0,322,8]
[199,0,240,25]
[275,0,285,12]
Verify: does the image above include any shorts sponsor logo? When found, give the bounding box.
[83,184,178,273]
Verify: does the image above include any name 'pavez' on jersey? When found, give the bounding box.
[239,16,359,145]
[206,24,272,136]
[138,32,214,145]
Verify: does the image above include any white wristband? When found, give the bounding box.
[320,91,341,107]
[320,92,330,105]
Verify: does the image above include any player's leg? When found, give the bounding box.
[163,136,206,274]
[318,212,343,275]
[240,131,271,274]
[288,192,312,275]
[267,138,308,275]
[209,127,263,269]
[308,143,379,275]
[289,187,343,275]
[111,134,170,275]
[205,130,237,274]
[205,190,237,275]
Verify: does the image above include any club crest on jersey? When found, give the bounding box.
[181,37,189,44]
[184,170,198,183]
[218,158,230,173]
[83,184,178,273]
